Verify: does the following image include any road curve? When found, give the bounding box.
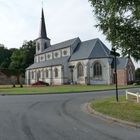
[0,89,140,140]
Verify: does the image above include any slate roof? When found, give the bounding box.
[26,56,69,70]
[116,57,128,69]
[70,38,110,61]
[36,37,79,55]
[27,37,130,70]
[111,57,129,69]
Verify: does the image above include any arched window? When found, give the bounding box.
[31,71,34,79]
[47,54,50,59]
[44,42,47,49]
[46,69,49,78]
[37,71,40,81]
[55,52,58,57]
[77,63,84,77]
[37,43,40,51]
[54,68,58,78]
[128,66,133,81]
[93,62,102,78]
[63,50,67,55]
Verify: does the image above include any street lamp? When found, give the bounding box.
[110,48,120,102]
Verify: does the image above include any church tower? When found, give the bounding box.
[35,8,50,54]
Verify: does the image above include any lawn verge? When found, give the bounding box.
[90,95,140,127]
[0,85,139,95]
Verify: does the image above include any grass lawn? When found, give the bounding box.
[0,84,139,95]
[90,95,140,123]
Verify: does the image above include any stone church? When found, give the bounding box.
[26,9,135,86]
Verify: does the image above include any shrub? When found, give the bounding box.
[135,80,140,85]
[32,81,49,86]
[127,81,134,85]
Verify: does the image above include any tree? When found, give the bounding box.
[0,44,14,68]
[9,49,25,84]
[89,0,140,61]
[135,68,140,80]
[21,40,36,68]
[9,40,35,84]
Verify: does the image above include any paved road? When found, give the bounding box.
[0,89,140,140]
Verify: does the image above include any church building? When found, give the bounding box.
[26,9,135,86]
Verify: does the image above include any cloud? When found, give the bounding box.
[0,0,139,67]
[0,0,110,48]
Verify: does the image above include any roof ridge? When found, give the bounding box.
[52,37,79,46]
[81,38,99,43]
[97,39,109,57]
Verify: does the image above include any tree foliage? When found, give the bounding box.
[0,41,35,84]
[9,40,35,75]
[9,40,35,84]
[0,44,14,68]
[89,0,140,61]
[135,68,140,80]
[21,40,36,68]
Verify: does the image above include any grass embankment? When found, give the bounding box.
[90,95,140,123]
[0,84,139,95]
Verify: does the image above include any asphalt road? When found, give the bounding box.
[0,88,140,140]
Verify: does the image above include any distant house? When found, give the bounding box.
[25,8,135,86]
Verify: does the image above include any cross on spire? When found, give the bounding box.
[42,0,44,8]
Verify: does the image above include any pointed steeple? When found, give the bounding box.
[39,8,47,39]
[35,8,51,54]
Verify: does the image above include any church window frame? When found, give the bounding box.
[31,71,34,79]
[40,55,44,61]
[48,54,50,59]
[127,65,133,81]
[93,62,102,78]
[55,52,58,58]
[44,42,47,49]
[77,62,84,78]
[37,70,41,80]
[46,69,49,78]
[63,50,67,56]
[37,43,40,51]
[54,68,59,78]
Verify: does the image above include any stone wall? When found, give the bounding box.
[0,72,24,85]
[69,58,112,85]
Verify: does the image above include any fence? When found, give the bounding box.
[126,90,140,103]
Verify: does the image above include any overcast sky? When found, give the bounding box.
[0,0,139,67]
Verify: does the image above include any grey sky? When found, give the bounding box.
[0,0,139,67]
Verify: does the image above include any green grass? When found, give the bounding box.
[0,84,139,94]
[90,95,140,123]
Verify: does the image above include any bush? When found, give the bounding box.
[135,80,140,85]
[12,84,16,88]
[32,81,49,86]
[20,84,23,88]
[127,81,134,85]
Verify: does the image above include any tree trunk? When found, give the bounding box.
[17,75,20,84]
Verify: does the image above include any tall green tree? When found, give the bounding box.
[135,68,140,80]
[9,49,25,84]
[89,0,140,60]
[0,44,14,68]
[21,40,36,68]
[9,40,35,84]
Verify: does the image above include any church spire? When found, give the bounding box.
[39,8,47,39]
[35,8,50,54]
